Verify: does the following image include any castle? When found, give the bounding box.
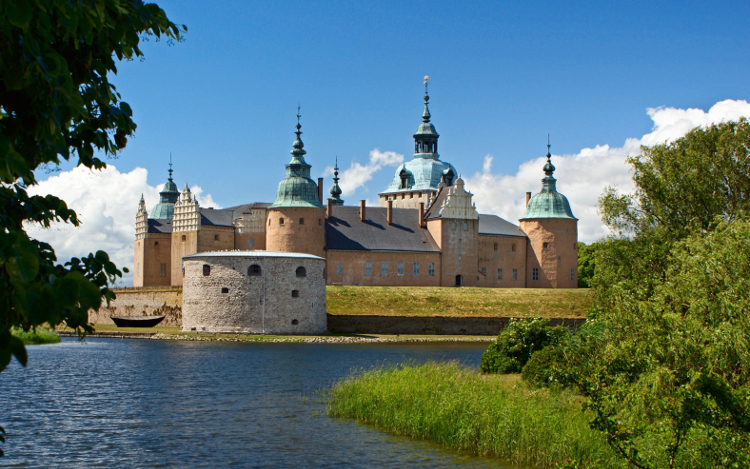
[134,87,578,289]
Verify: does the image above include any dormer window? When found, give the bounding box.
[399,169,410,189]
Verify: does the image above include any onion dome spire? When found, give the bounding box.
[422,76,431,122]
[413,76,440,159]
[290,105,307,162]
[330,156,344,205]
[149,157,180,219]
[519,135,576,220]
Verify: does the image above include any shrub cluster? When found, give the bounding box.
[480,317,566,374]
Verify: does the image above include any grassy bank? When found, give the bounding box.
[11,327,61,345]
[327,286,591,318]
[328,362,621,468]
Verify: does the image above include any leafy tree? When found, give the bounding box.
[557,121,750,468]
[576,241,599,288]
[481,317,566,374]
[0,0,184,455]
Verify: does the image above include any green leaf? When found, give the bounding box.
[6,0,33,29]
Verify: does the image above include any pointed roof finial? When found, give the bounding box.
[291,106,307,159]
[330,156,344,204]
[543,134,555,177]
[422,76,431,123]
[168,152,174,182]
[547,134,551,158]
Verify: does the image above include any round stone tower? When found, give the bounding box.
[266,110,326,258]
[519,142,578,288]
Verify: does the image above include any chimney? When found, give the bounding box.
[326,198,333,218]
[387,200,393,225]
[360,200,366,222]
[419,202,425,228]
[525,192,531,206]
[317,178,324,203]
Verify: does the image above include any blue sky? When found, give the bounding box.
[50,0,750,204]
[32,0,750,283]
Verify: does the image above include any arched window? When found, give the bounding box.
[443,169,454,186]
[299,218,304,225]
[511,244,517,252]
[181,235,186,241]
[399,169,409,189]
[248,264,261,276]
[493,243,498,251]
[203,264,210,276]
[279,218,284,226]
[296,266,307,277]
[291,290,300,298]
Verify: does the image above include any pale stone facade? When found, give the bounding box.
[181,251,326,334]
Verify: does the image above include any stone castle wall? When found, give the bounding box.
[88,287,183,326]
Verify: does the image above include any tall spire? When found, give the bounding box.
[291,105,307,161]
[168,152,173,182]
[422,75,431,123]
[542,135,557,192]
[330,156,344,205]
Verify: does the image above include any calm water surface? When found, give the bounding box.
[0,338,514,468]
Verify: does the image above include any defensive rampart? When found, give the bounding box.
[88,287,182,327]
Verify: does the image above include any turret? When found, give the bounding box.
[150,158,180,219]
[329,158,344,206]
[519,139,578,288]
[266,109,326,258]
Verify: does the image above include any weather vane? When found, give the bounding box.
[424,75,430,94]
[297,105,301,123]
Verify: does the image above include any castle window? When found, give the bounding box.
[397,262,404,276]
[570,269,576,282]
[511,244,516,252]
[498,268,503,280]
[291,290,299,298]
[493,243,498,251]
[532,268,539,281]
[365,261,372,276]
[428,262,435,277]
[512,269,518,281]
[381,261,388,276]
[154,241,159,246]
[336,264,343,275]
[319,219,322,226]
[247,238,255,247]
[160,263,167,277]
[296,266,307,278]
[182,235,186,242]
[463,222,469,231]
[558,256,562,263]
[399,169,409,189]
[481,267,487,276]
[221,287,229,294]
[413,262,420,276]
[248,264,261,276]
[215,234,220,241]
[450,222,456,231]
[543,242,548,249]
[203,264,211,276]
[299,218,304,225]
[279,218,284,226]
[292,319,299,325]
[574,243,577,250]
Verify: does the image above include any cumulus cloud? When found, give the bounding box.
[467,99,750,243]
[25,165,219,286]
[322,148,403,197]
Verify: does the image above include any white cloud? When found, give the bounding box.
[25,165,219,286]
[322,148,403,197]
[467,99,750,243]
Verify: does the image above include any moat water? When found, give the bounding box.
[0,338,518,468]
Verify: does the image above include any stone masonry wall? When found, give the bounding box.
[88,287,183,326]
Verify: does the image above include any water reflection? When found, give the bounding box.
[1,338,514,468]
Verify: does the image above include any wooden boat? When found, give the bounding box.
[110,315,166,328]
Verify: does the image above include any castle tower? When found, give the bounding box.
[425,175,479,286]
[171,184,201,286]
[134,161,177,287]
[519,141,578,288]
[265,109,326,258]
[329,158,344,205]
[379,77,458,208]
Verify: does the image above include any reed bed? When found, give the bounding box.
[12,327,61,345]
[328,362,623,468]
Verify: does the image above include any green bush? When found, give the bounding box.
[11,327,60,345]
[481,317,566,374]
[521,344,567,388]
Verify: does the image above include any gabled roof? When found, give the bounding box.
[147,218,173,234]
[424,185,449,220]
[478,215,528,238]
[325,206,439,252]
[199,203,272,227]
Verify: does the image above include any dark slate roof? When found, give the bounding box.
[423,186,448,220]
[199,203,272,227]
[325,206,439,252]
[478,214,528,238]
[147,218,173,234]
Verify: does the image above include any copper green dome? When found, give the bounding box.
[269,111,324,209]
[149,163,180,219]
[520,147,576,221]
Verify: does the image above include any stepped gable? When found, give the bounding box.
[325,206,439,252]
